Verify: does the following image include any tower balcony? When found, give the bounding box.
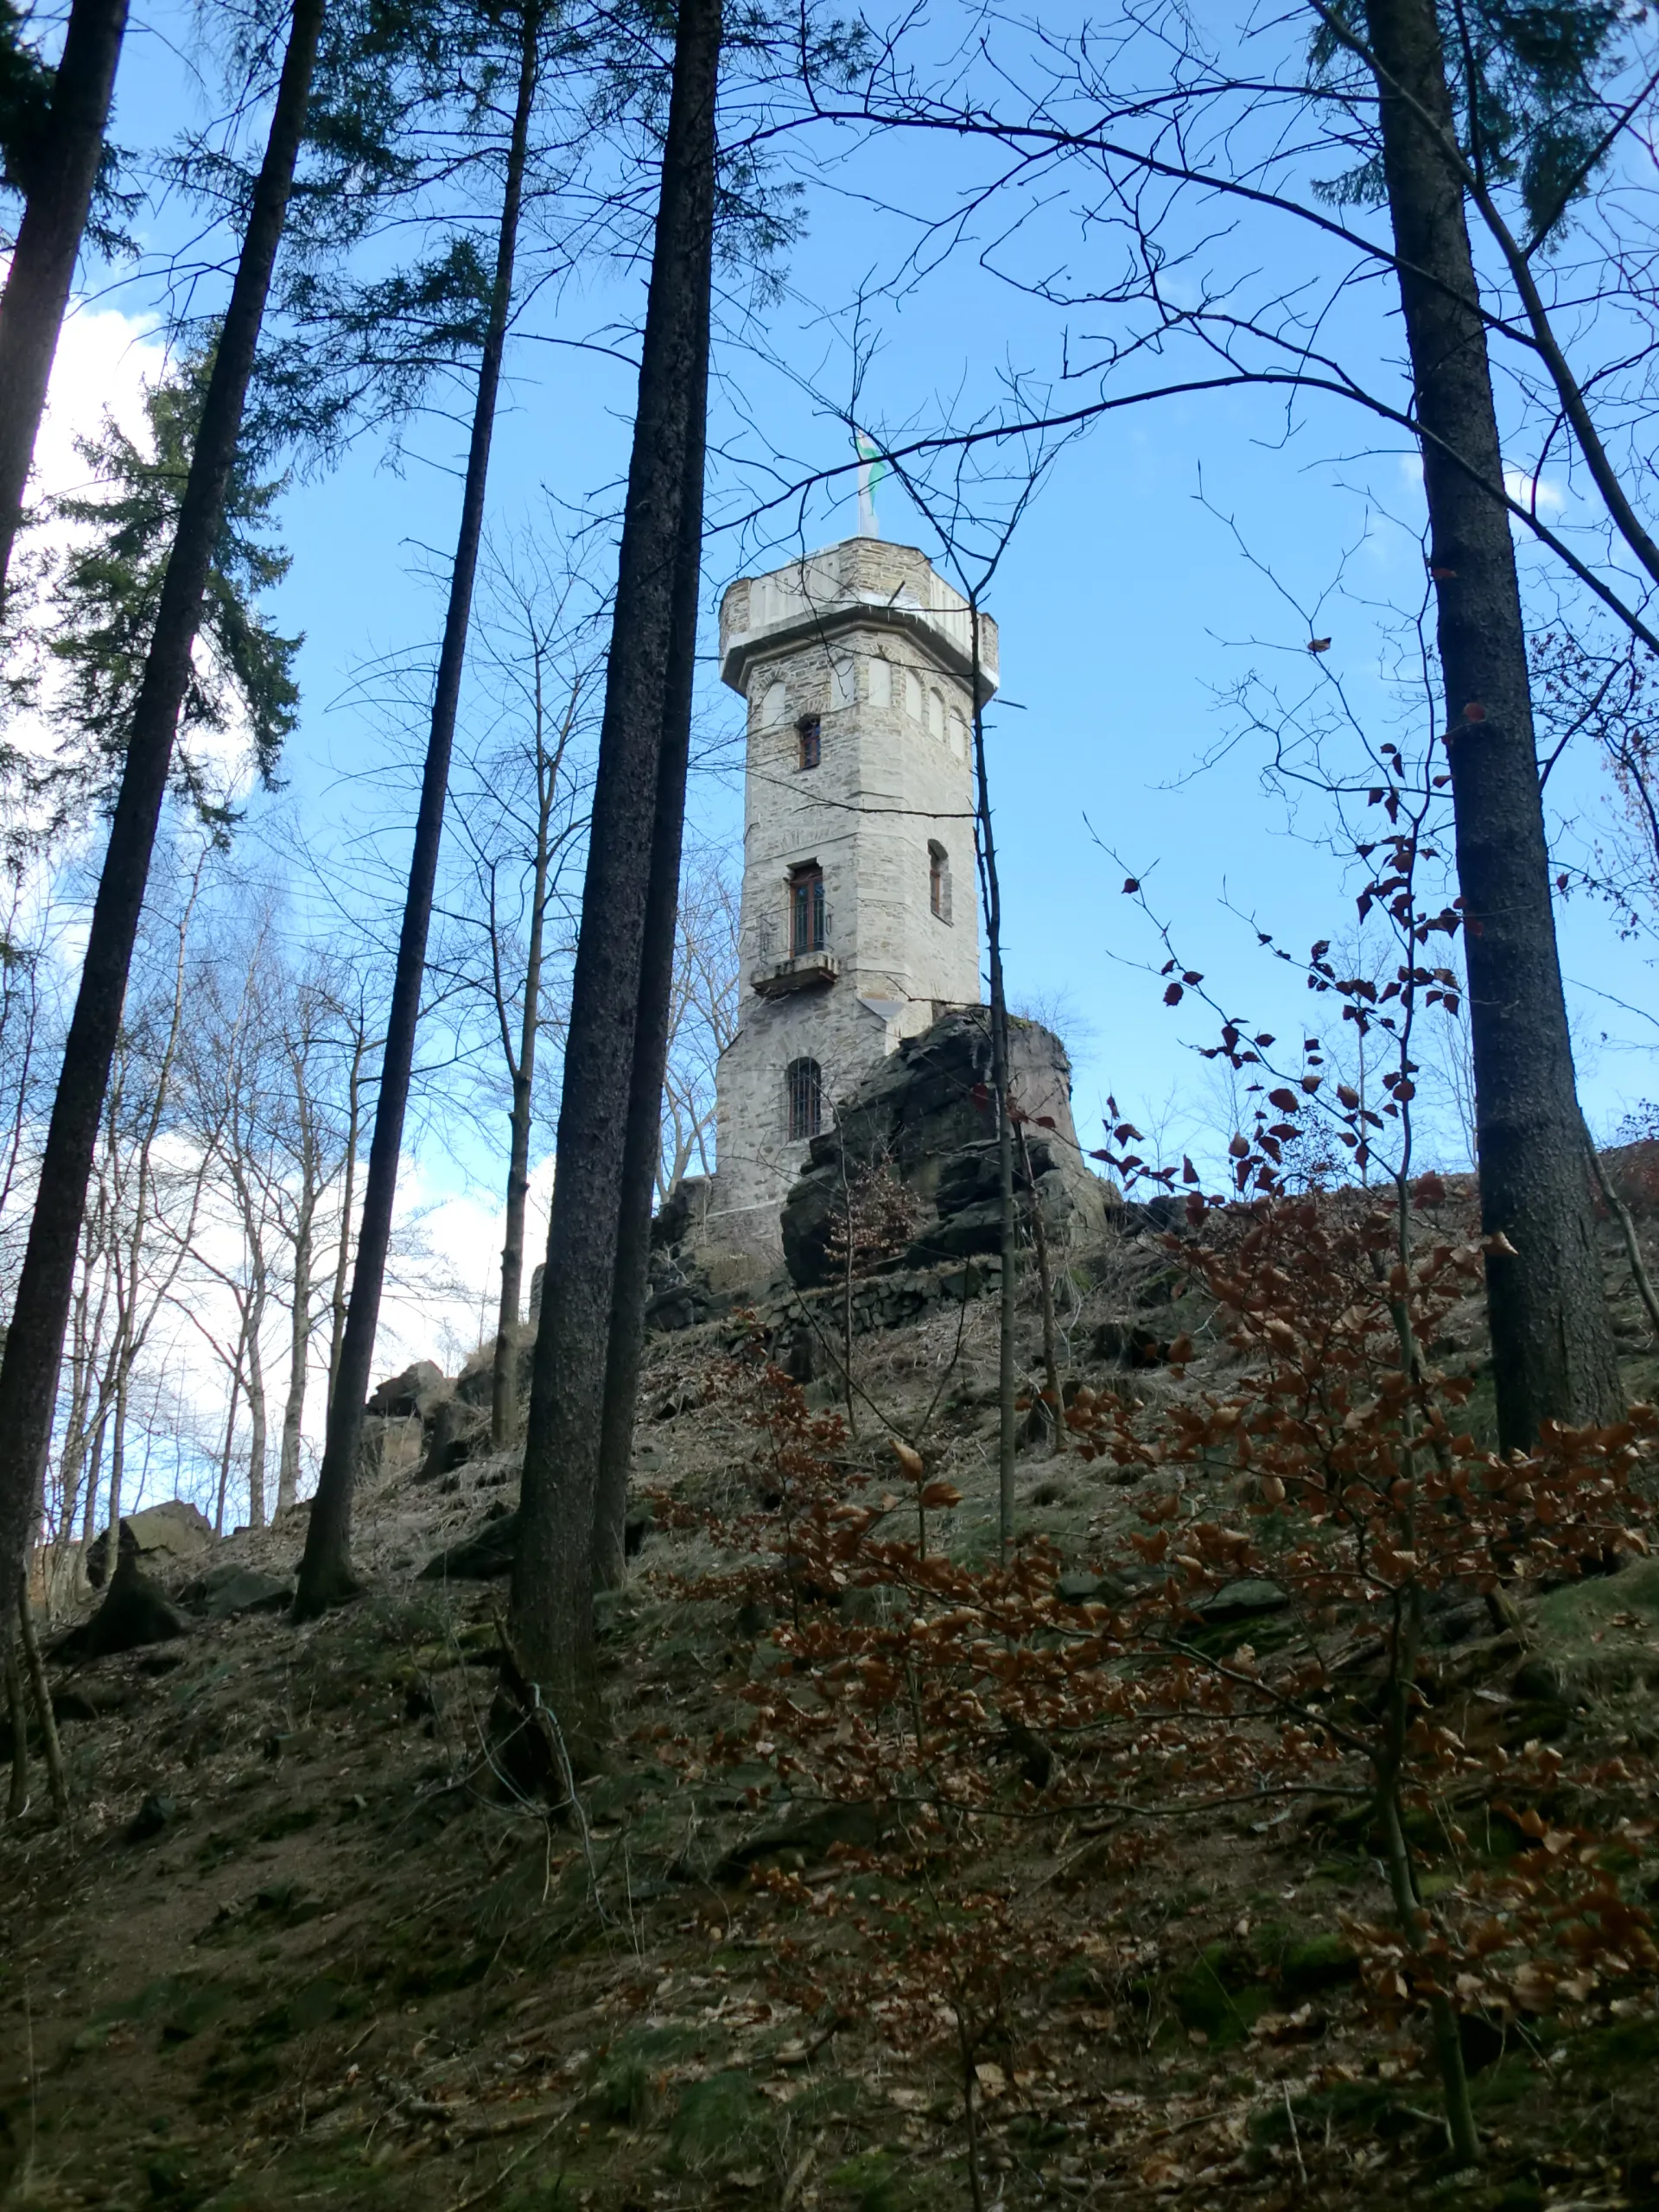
[719,537,999,703]
[751,950,840,998]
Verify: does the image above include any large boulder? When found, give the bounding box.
[779,1008,1113,1289]
[85,1498,215,1589]
[366,1360,446,1419]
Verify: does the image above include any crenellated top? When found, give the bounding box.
[718,537,1000,705]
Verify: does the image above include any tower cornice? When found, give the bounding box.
[719,536,1000,705]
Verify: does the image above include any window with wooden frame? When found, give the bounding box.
[797,715,822,770]
[790,862,826,955]
[929,840,950,921]
[786,1057,823,1141]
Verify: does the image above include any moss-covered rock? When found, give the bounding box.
[1169,1945,1276,2047]
[1279,1933,1359,1996]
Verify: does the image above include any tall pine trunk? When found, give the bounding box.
[295,3,540,1616]
[1362,0,1622,1449]
[326,1025,368,1416]
[0,0,323,1596]
[510,0,721,1726]
[592,227,712,1588]
[0,0,129,605]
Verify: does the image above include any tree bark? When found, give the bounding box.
[245,1290,267,1529]
[592,203,713,1589]
[1362,0,1622,1450]
[326,1022,368,1418]
[510,0,721,1726]
[276,1106,318,1510]
[214,1345,244,1537]
[295,3,539,1617]
[4,1608,27,1817]
[0,0,129,606]
[966,605,1017,1547]
[0,0,323,1596]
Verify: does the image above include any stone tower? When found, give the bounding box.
[706,535,997,1256]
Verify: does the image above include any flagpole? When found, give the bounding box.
[855,432,880,537]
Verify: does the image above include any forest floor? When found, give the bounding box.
[5,1189,1659,2212]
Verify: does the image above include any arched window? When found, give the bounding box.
[830,654,856,709]
[787,1057,823,1141]
[905,667,924,721]
[948,709,967,761]
[869,657,892,709]
[760,678,787,726]
[929,840,950,922]
[926,690,945,741]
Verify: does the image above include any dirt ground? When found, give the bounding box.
[5,1200,1659,2212]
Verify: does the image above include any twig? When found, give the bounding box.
[16,1570,67,1820]
[1282,2082,1306,2186]
[1582,1115,1659,1343]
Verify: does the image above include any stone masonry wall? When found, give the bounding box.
[705,537,994,1258]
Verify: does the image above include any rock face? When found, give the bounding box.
[779,1007,1112,1289]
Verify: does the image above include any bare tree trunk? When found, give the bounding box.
[592,286,712,1583]
[0,0,322,1595]
[276,1192,313,1511]
[5,1609,28,1817]
[1361,0,1622,1450]
[512,0,721,1725]
[0,0,129,604]
[79,1413,104,1550]
[966,604,1017,1548]
[103,1366,126,1579]
[491,694,557,1449]
[245,1300,267,1529]
[214,1355,244,1538]
[296,3,541,1617]
[326,1024,368,1418]
[1017,1119,1065,1454]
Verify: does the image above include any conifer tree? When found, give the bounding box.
[0,0,324,1603]
[509,0,721,1738]
[0,0,130,606]
[44,342,300,829]
[294,0,549,1615]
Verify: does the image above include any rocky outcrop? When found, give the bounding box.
[367,1361,447,1419]
[85,1498,215,1588]
[779,1007,1113,1289]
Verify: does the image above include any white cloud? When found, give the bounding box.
[32,289,164,499]
[1503,466,1566,516]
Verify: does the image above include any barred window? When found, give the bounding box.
[787,1057,823,1141]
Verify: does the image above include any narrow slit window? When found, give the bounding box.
[798,715,821,771]
[787,1057,823,1141]
[790,862,826,955]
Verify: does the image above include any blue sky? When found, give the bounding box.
[73,0,1659,1232]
